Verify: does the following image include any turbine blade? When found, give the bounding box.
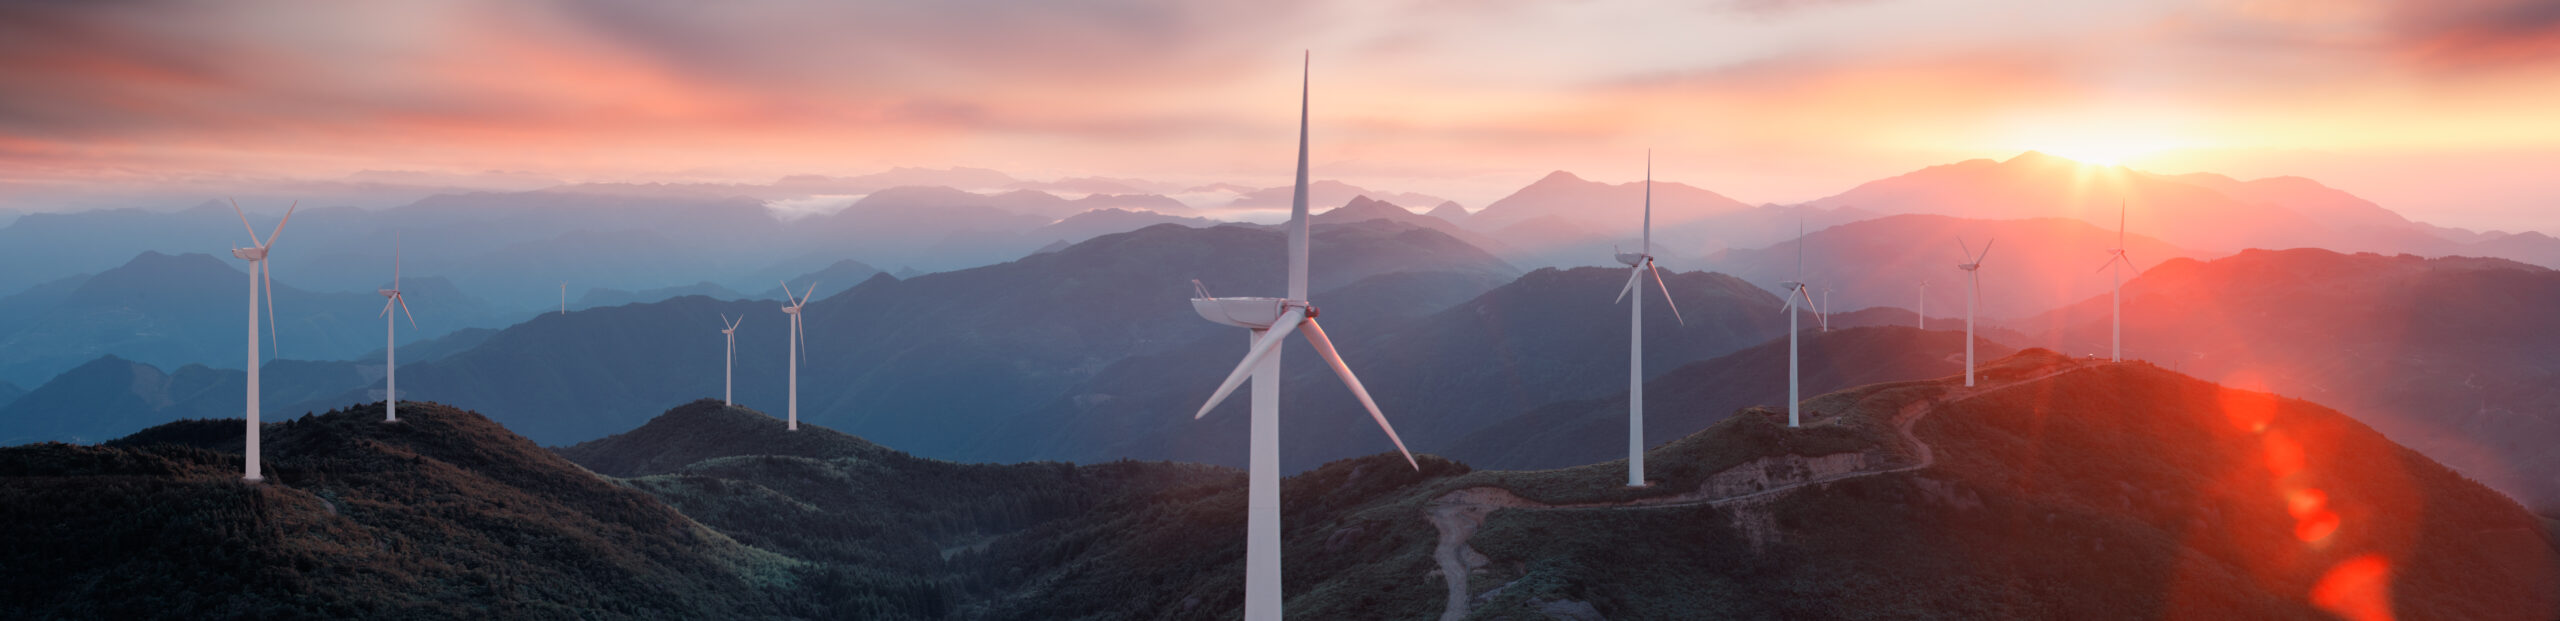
[393,230,401,288]
[1977,238,1995,264]
[796,316,809,366]
[1612,264,1642,304]
[1287,52,1312,301]
[1781,288,1801,314]
[1642,149,1652,255]
[263,201,298,249]
[397,294,416,329]
[1300,318,1418,470]
[381,297,396,317]
[228,198,262,246]
[1648,262,1683,326]
[1194,307,1306,419]
[1956,237,1972,261]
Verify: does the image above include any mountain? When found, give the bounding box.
[2025,247,2560,510]
[275,220,1519,450]
[1443,325,2015,470]
[1312,195,1503,253]
[758,259,887,301]
[0,355,367,445]
[1703,213,2196,320]
[1014,208,1218,253]
[583,354,2560,617]
[0,251,514,387]
[1794,151,2560,268]
[1223,179,1451,213]
[0,381,21,410]
[573,281,749,310]
[0,402,825,618]
[1465,170,1755,264]
[1424,200,1469,222]
[1004,266,1797,472]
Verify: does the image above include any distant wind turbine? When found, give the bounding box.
[1610,151,1682,487]
[226,199,295,481]
[1956,237,1996,386]
[378,233,417,422]
[2095,200,2135,362]
[1918,280,1928,329]
[1777,218,1819,428]
[719,314,743,406]
[559,282,565,315]
[1821,286,1833,332]
[1187,54,1417,621]
[779,281,815,431]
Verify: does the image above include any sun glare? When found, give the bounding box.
[2038,139,2173,166]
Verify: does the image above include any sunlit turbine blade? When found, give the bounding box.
[228,198,262,246]
[381,297,396,317]
[397,294,416,329]
[1300,317,1417,470]
[1648,262,1682,326]
[1286,52,1312,301]
[1976,238,1995,264]
[263,201,297,250]
[1613,264,1642,304]
[393,231,401,288]
[1194,307,1306,419]
[1781,287,1802,314]
[1642,149,1652,255]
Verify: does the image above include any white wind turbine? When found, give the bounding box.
[2095,200,2134,362]
[1917,280,1928,329]
[1777,218,1820,428]
[719,314,743,406]
[1187,54,1418,621]
[1955,237,1996,387]
[226,199,295,482]
[779,281,815,431]
[378,233,417,422]
[1610,152,1683,487]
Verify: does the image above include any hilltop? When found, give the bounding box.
[0,402,819,619]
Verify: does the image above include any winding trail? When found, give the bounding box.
[1425,362,2093,620]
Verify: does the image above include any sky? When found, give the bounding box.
[2,0,2556,231]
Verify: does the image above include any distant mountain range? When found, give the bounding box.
[11,353,2550,618]
[0,251,522,387]
[1701,213,2195,319]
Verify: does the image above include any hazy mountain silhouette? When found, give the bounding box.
[0,381,21,410]
[1222,179,1451,212]
[1443,325,2014,469]
[1312,195,1503,253]
[0,251,514,387]
[251,220,1517,450]
[2025,247,2560,509]
[1004,266,1798,472]
[0,355,366,445]
[1424,200,1470,222]
[1015,208,1217,253]
[1702,213,2195,320]
[1465,170,1753,263]
[1795,151,2560,267]
[574,281,750,310]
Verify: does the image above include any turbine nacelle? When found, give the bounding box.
[1191,296,1308,330]
[1613,249,1649,267]
[231,247,268,261]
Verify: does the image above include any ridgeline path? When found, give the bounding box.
[1425,361,2097,620]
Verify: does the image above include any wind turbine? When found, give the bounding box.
[1777,218,1819,428]
[2096,200,2134,362]
[1610,151,1683,487]
[1820,287,1833,332]
[1956,237,1996,387]
[378,233,417,422]
[1918,280,1928,329]
[226,199,295,482]
[779,281,815,431]
[559,282,565,315]
[719,314,743,406]
[1187,54,1417,621]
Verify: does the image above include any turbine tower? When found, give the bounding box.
[779,281,815,431]
[1918,280,1928,329]
[719,314,743,406]
[1777,218,1819,428]
[1187,54,1418,621]
[378,233,417,422]
[1956,238,1996,386]
[1610,151,1683,487]
[226,200,295,481]
[2096,200,2134,362]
